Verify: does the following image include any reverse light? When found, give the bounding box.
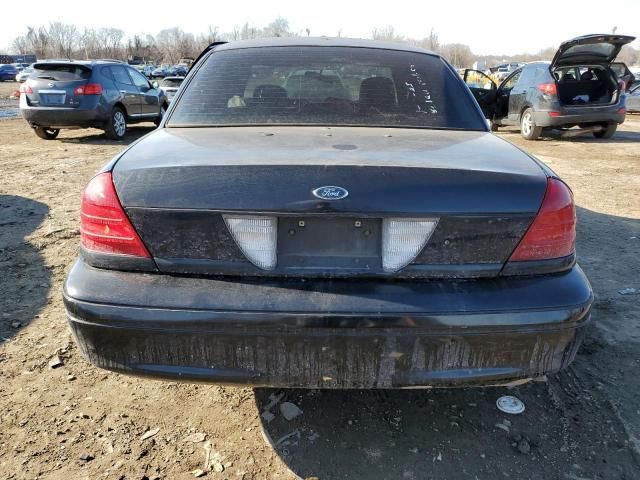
[224,216,277,270]
[74,83,103,95]
[382,218,438,272]
[80,173,150,257]
[508,178,575,262]
[537,83,557,96]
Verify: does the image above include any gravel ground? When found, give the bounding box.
[1,81,639,480]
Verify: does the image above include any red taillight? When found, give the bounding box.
[537,82,557,96]
[19,84,32,94]
[74,83,103,95]
[618,107,626,114]
[80,172,150,257]
[548,111,561,117]
[509,178,576,262]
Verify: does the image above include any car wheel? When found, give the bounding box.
[154,103,167,127]
[593,122,617,139]
[489,120,499,132]
[33,127,60,140]
[520,108,542,140]
[104,107,127,140]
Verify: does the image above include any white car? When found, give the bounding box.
[159,76,184,102]
[16,67,33,82]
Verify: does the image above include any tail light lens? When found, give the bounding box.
[537,83,557,96]
[508,178,575,262]
[224,216,277,270]
[382,218,438,272]
[19,84,32,94]
[74,83,103,95]
[80,173,150,257]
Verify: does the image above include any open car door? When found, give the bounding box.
[611,62,636,91]
[463,69,497,119]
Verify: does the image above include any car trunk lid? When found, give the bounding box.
[111,126,547,278]
[551,34,635,69]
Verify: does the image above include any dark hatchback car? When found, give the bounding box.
[0,63,19,81]
[464,34,635,139]
[20,60,167,140]
[64,38,593,389]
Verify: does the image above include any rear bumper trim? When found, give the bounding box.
[63,259,593,388]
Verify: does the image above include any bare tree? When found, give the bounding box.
[264,17,291,37]
[48,22,78,59]
[156,28,196,63]
[371,26,404,43]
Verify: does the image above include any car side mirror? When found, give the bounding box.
[151,81,159,89]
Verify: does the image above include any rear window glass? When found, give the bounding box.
[32,64,90,81]
[169,46,485,130]
[161,78,184,88]
[563,43,616,59]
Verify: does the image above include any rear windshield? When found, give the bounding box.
[32,63,91,81]
[169,46,485,130]
[161,78,184,88]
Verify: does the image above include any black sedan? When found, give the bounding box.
[63,38,592,389]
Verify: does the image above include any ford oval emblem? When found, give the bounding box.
[312,186,349,201]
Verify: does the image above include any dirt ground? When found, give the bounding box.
[1,80,639,480]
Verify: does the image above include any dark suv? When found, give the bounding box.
[19,60,167,140]
[464,34,635,140]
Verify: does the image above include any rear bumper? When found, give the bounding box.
[20,96,106,128]
[63,259,593,388]
[533,107,625,127]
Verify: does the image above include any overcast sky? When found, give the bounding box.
[2,0,639,55]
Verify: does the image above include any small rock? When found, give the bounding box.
[502,419,512,427]
[79,453,94,462]
[11,321,21,329]
[280,402,302,421]
[192,469,206,478]
[213,462,224,473]
[517,439,531,455]
[261,411,275,423]
[494,423,510,433]
[619,288,637,295]
[140,427,160,441]
[183,432,206,443]
[67,375,76,381]
[49,354,64,369]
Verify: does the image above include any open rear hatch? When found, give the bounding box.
[550,34,635,107]
[551,34,635,68]
[105,127,551,279]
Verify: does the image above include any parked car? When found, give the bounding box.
[159,76,184,102]
[172,65,188,77]
[493,66,511,82]
[19,60,168,140]
[150,66,170,78]
[63,38,593,389]
[464,34,635,139]
[134,64,156,78]
[16,66,34,82]
[626,84,640,113]
[0,64,19,81]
